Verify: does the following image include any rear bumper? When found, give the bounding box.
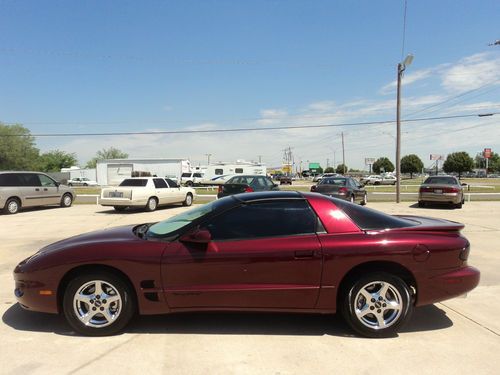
[99,198,147,206]
[419,192,462,204]
[417,266,480,306]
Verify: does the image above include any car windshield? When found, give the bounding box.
[181,173,191,177]
[119,179,148,187]
[147,200,220,238]
[319,178,346,186]
[424,177,457,185]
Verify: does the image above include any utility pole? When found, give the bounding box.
[341,132,346,175]
[326,158,330,168]
[205,153,212,165]
[396,54,414,203]
[258,155,262,164]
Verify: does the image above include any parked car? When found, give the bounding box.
[311,176,367,205]
[100,177,195,211]
[418,175,466,208]
[313,173,340,183]
[14,191,479,337]
[360,175,397,186]
[67,177,98,187]
[0,171,75,214]
[279,175,293,185]
[217,175,279,198]
[180,172,204,187]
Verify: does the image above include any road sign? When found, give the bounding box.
[364,158,376,165]
[484,148,492,159]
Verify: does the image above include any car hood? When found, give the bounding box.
[37,224,139,255]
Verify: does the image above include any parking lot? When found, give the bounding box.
[1,202,499,374]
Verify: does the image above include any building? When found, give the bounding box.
[61,166,97,182]
[96,158,191,186]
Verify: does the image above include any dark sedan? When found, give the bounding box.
[217,175,279,198]
[14,191,479,338]
[310,176,367,205]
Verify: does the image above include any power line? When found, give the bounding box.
[0,112,497,138]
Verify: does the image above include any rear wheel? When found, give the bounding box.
[145,197,158,212]
[183,193,193,206]
[63,272,135,336]
[341,272,413,338]
[60,194,73,208]
[3,198,20,214]
[418,201,425,208]
[374,181,380,186]
[185,181,194,187]
[455,201,463,209]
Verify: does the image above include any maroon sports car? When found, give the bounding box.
[13,191,479,337]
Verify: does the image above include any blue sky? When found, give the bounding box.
[1,0,499,169]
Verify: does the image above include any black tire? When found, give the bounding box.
[83,183,88,187]
[455,201,463,209]
[114,206,127,211]
[60,193,73,208]
[183,193,193,206]
[185,181,194,187]
[341,272,413,338]
[68,183,73,187]
[350,195,355,203]
[361,193,367,206]
[374,181,380,186]
[145,197,158,212]
[3,198,20,214]
[63,272,135,336]
[418,201,425,208]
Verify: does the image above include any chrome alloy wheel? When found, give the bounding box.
[7,200,19,214]
[63,195,72,206]
[353,281,403,330]
[73,280,122,328]
[185,194,192,206]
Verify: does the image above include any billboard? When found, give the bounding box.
[430,154,444,161]
[484,148,492,159]
[364,158,376,165]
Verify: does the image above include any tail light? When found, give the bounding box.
[310,185,316,192]
[338,187,348,195]
[420,186,432,192]
[245,186,254,192]
[218,186,223,194]
[444,187,459,193]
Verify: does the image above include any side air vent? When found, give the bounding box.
[140,280,155,289]
[144,292,159,302]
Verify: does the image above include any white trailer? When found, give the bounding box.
[200,162,267,185]
[60,167,97,182]
[96,158,191,186]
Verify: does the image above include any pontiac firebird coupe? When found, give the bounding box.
[13,191,480,337]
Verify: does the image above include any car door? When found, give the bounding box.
[165,178,184,203]
[348,178,364,201]
[152,178,170,204]
[161,200,323,309]
[37,174,61,204]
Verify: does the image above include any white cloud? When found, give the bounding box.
[380,68,434,94]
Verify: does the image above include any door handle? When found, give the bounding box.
[35,188,40,191]
[43,188,48,191]
[294,250,314,259]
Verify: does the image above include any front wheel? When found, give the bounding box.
[63,272,135,336]
[185,181,194,187]
[60,194,73,208]
[183,193,193,206]
[361,193,367,205]
[341,272,413,338]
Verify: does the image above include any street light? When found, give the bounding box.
[396,54,413,203]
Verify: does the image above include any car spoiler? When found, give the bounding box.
[392,215,465,232]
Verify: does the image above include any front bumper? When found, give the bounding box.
[417,266,480,306]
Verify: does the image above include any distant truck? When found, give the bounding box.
[360,175,397,186]
[180,172,204,187]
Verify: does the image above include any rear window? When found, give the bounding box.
[424,177,457,185]
[0,173,22,187]
[119,179,148,187]
[331,198,418,230]
[319,178,346,186]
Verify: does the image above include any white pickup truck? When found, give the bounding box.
[100,177,195,211]
[360,175,397,186]
[180,172,204,187]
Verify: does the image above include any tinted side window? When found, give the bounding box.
[153,178,168,188]
[194,173,202,178]
[235,168,243,173]
[215,169,223,175]
[0,173,22,187]
[166,178,179,188]
[19,173,41,187]
[205,200,317,240]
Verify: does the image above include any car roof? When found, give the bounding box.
[230,191,303,202]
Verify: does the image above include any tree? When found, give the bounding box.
[401,154,424,178]
[324,167,335,173]
[336,164,348,174]
[0,123,40,170]
[443,151,474,178]
[86,147,129,168]
[372,157,394,174]
[38,150,78,172]
[488,152,500,173]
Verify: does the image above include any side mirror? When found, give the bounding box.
[461,183,467,186]
[179,228,212,244]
